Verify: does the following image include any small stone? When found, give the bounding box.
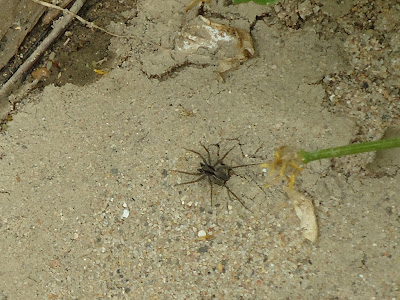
[197,246,209,253]
[49,259,61,268]
[298,0,313,20]
[121,209,130,219]
[198,230,206,237]
[217,262,224,273]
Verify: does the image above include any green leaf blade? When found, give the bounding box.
[233,0,279,5]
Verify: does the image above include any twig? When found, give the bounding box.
[42,0,75,25]
[32,0,132,38]
[0,0,87,101]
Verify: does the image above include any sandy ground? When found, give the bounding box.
[0,0,399,299]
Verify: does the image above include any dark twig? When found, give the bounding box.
[0,0,87,101]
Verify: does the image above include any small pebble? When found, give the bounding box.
[198,230,206,237]
[121,209,130,219]
[197,246,209,253]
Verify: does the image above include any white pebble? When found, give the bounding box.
[121,209,130,219]
[198,230,207,237]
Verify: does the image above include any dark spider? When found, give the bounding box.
[174,142,259,211]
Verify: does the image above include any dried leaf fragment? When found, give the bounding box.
[284,187,318,242]
[175,16,254,80]
[186,0,211,12]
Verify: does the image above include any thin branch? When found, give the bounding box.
[0,0,87,100]
[42,0,75,25]
[1,0,133,103]
[32,0,132,38]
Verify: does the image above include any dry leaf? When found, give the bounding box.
[175,16,254,80]
[284,187,318,242]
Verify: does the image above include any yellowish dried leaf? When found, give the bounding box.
[175,16,254,80]
[284,187,318,242]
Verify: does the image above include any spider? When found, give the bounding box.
[174,142,260,211]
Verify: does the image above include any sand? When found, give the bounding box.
[0,0,399,298]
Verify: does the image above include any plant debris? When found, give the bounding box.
[284,187,318,242]
[175,16,254,81]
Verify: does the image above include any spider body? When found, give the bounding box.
[198,162,231,186]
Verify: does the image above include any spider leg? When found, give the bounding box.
[214,143,221,161]
[219,145,236,162]
[173,170,203,176]
[225,185,252,212]
[233,170,268,198]
[208,176,214,207]
[200,142,212,165]
[231,162,260,169]
[184,148,208,164]
[176,175,206,185]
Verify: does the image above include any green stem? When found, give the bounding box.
[233,0,278,5]
[299,137,400,164]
